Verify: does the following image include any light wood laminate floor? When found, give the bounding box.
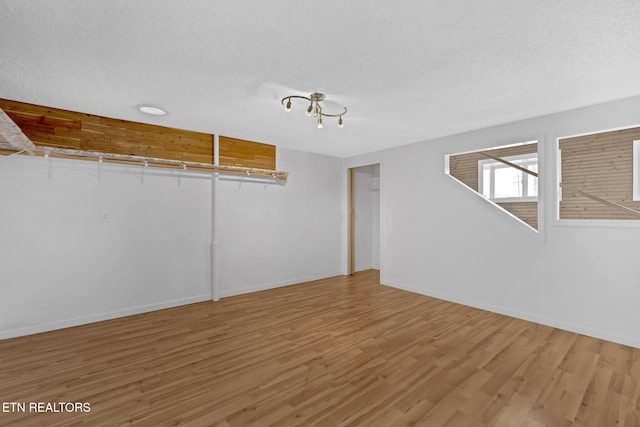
[1,270,639,426]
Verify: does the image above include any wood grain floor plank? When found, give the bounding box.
[1,270,639,426]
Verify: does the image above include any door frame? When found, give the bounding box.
[348,167,355,275]
[348,163,380,276]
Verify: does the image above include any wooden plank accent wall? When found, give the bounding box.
[218,135,276,170]
[496,201,538,229]
[559,127,640,220]
[448,143,538,229]
[0,98,214,167]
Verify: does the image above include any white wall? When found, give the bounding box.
[0,147,343,339]
[344,95,640,348]
[217,147,342,296]
[353,165,380,271]
[0,157,213,339]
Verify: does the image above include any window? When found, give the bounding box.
[479,153,538,202]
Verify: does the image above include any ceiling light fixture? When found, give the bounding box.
[137,105,167,116]
[281,92,347,129]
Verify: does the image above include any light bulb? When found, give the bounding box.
[306,105,313,116]
[338,117,343,128]
[317,117,323,128]
[285,100,291,112]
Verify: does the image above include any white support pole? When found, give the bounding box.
[211,134,221,301]
[177,163,186,186]
[211,173,220,301]
[141,160,148,184]
[45,149,52,178]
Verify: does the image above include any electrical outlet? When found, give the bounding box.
[100,210,111,223]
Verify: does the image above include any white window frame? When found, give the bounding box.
[634,140,640,201]
[478,153,538,203]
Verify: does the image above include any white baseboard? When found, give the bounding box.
[221,272,343,298]
[0,294,212,341]
[382,280,640,349]
[1,272,344,340]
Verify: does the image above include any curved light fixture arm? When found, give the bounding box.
[317,107,347,118]
[281,92,347,128]
[280,95,312,105]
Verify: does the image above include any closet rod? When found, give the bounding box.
[34,146,288,181]
[0,149,27,161]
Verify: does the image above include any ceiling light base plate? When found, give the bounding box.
[309,93,325,102]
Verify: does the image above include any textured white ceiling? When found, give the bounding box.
[2,1,640,157]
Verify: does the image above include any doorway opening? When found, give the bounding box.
[348,164,380,275]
